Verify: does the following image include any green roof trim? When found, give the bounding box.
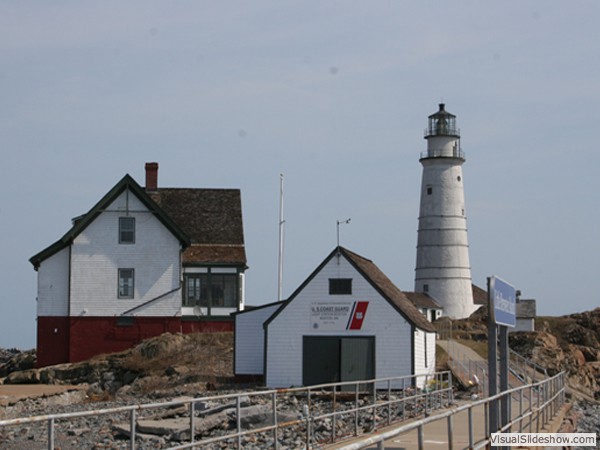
[29,174,191,269]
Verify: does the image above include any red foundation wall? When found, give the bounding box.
[37,316,233,367]
[37,317,71,368]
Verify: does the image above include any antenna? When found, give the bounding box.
[336,218,351,247]
[277,174,285,302]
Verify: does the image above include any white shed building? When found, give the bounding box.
[234,247,436,388]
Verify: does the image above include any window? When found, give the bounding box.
[118,269,134,298]
[119,217,135,244]
[329,278,352,295]
[184,273,238,308]
[426,186,433,195]
[117,316,134,327]
[423,284,429,293]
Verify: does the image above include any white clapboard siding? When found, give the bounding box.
[265,255,413,389]
[69,190,182,317]
[37,247,70,316]
[235,303,283,375]
[413,329,437,388]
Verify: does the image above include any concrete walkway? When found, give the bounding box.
[326,399,571,450]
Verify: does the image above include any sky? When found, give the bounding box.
[1,1,599,349]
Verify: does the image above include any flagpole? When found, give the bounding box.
[277,173,285,302]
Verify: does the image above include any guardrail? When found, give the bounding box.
[331,371,566,450]
[419,149,465,160]
[0,371,452,450]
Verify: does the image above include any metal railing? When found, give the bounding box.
[509,348,548,383]
[0,371,452,450]
[332,371,566,450]
[419,148,465,160]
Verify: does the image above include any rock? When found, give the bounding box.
[5,369,40,384]
[137,418,190,436]
[0,349,36,377]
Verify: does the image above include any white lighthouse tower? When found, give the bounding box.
[414,103,475,319]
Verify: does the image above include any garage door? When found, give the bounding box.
[303,336,375,387]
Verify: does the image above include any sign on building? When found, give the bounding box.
[310,301,369,331]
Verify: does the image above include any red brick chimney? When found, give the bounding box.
[145,162,158,191]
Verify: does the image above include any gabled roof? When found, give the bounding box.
[29,175,190,269]
[264,246,436,333]
[148,188,246,266]
[404,292,443,310]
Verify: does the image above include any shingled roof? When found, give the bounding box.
[30,175,190,269]
[148,188,246,266]
[340,248,436,332]
[404,292,443,310]
[265,247,435,333]
[30,174,247,269]
[472,283,488,305]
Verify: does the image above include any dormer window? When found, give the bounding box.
[119,217,135,244]
[329,278,352,295]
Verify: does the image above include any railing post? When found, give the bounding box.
[449,371,454,405]
[447,414,453,450]
[236,395,242,450]
[372,379,377,431]
[273,392,279,450]
[528,384,533,432]
[332,386,337,442]
[306,388,312,449]
[402,377,406,421]
[519,388,523,432]
[536,384,541,433]
[388,378,392,426]
[189,401,195,446]
[130,409,136,450]
[418,424,424,450]
[47,417,54,450]
[424,375,429,416]
[468,406,474,449]
[355,383,359,437]
[545,380,550,426]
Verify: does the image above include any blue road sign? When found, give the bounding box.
[490,276,516,327]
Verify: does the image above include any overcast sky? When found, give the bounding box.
[1,2,599,349]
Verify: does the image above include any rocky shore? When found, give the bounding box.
[0,381,446,449]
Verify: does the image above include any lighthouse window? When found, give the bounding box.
[457,176,461,182]
[426,187,433,195]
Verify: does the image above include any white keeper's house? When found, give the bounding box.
[30,163,247,367]
[234,247,436,388]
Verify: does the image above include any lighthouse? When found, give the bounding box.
[414,104,475,319]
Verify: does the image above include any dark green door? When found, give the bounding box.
[303,336,375,387]
[303,336,340,386]
[340,337,375,382]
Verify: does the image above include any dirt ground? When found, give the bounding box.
[0,384,85,406]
